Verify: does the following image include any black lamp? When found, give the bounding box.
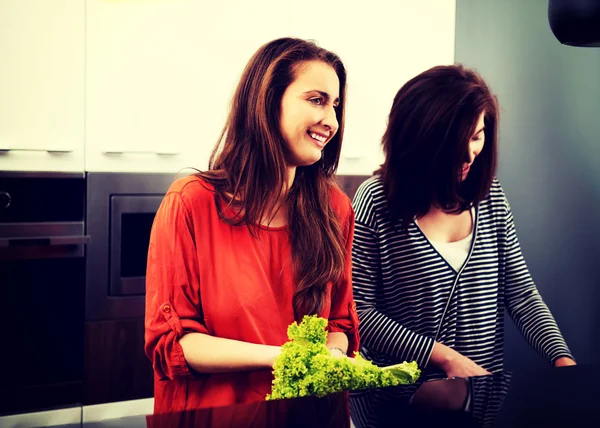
[548,0,600,47]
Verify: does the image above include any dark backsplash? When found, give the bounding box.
[336,175,372,201]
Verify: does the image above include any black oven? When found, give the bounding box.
[86,172,175,321]
[0,172,89,415]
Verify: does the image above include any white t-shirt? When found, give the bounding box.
[417,208,475,271]
[429,232,473,271]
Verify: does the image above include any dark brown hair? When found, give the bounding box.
[198,38,347,319]
[376,64,499,225]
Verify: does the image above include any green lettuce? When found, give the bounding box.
[266,315,421,400]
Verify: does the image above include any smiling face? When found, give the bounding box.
[461,111,486,181]
[279,60,340,167]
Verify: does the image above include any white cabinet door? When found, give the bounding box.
[85,0,290,173]
[0,0,85,172]
[289,0,456,176]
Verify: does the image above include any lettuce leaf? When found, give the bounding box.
[266,315,421,400]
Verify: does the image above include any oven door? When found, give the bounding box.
[110,195,163,297]
[0,173,88,415]
[0,223,87,415]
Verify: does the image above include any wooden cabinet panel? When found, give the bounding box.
[84,318,153,405]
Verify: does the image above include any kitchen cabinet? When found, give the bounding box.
[84,318,153,405]
[0,0,85,172]
[2,0,455,175]
[289,0,457,176]
[84,0,455,175]
[85,0,290,173]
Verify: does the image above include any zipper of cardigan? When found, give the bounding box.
[433,205,480,341]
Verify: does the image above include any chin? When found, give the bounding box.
[295,153,322,167]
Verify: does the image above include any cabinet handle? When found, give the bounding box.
[102,150,180,156]
[0,148,73,154]
[0,235,90,247]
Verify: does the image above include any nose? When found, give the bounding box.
[321,106,338,135]
[468,144,481,164]
[468,150,477,164]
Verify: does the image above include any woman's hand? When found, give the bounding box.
[326,332,349,358]
[441,352,491,378]
[328,347,347,358]
[554,357,576,367]
[431,341,491,378]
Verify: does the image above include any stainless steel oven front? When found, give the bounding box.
[85,172,174,321]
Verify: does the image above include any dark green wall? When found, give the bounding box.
[456,0,600,370]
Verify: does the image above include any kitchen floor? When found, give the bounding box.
[0,398,153,428]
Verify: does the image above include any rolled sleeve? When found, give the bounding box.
[144,191,209,380]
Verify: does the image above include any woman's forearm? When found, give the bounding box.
[179,332,281,374]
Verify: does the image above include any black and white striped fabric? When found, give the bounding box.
[351,175,572,371]
[349,176,573,427]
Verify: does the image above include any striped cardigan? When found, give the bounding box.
[351,176,573,374]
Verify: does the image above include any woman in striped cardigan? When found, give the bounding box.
[349,65,575,426]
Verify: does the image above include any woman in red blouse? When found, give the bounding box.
[144,37,360,414]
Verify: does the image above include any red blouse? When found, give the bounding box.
[144,175,359,414]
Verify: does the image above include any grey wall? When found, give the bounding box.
[456,0,600,371]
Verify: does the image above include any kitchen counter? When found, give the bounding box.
[79,364,598,427]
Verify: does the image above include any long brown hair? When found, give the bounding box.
[198,38,348,319]
[376,64,499,225]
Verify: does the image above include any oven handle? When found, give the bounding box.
[0,235,90,247]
